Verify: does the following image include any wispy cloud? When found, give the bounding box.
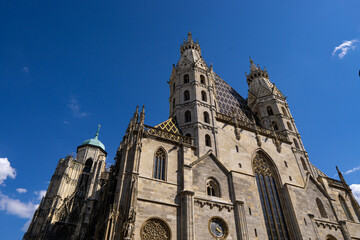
[0,158,16,185]
[21,219,31,232]
[67,97,89,118]
[0,192,38,219]
[343,165,360,175]
[16,188,27,194]
[350,184,360,202]
[34,190,46,200]
[21,67,29,74]
[63,120,69,124]
[332,39,358,59]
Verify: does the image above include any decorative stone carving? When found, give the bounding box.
[140,218,171,240]
[253,153,272,176]
[194,199,233,212]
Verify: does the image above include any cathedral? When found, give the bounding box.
[24,32,360,240]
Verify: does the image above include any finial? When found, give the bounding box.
[95,124,101,139]
[187,31,194,43]
[249,56,254,64]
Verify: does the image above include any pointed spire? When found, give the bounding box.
[249,56,258,71]
[95,124,101,139]
[132,106,139,124]
[187,31,194,43]
[139,105,145,125]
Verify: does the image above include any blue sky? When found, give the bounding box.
[1,0,360,238]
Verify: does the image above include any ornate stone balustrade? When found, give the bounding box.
[314,218,341,231]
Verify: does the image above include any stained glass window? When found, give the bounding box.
[254,153,290,240]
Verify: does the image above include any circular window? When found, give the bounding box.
[140,218,171,240]
[208,216,228,239]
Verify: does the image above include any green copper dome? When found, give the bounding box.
[80,125,105,151]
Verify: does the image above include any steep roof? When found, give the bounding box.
[214,74,255,124]
[154,118,181,135]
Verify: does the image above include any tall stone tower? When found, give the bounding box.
[169,31,218,156]
[24,126,107,240]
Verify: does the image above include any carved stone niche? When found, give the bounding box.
[140,218,171,240]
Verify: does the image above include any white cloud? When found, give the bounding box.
[332,39,358,59]
[350,184,360,203]
[343,165,360,175]
[0,192,38,219]
[16,188,27,194]
[0,158,16,185]
[67,97,89,118]
[21,67,29,74]
[21,219,31,232]
[34,190,46,200]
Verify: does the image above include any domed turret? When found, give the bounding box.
[80,124,105,151]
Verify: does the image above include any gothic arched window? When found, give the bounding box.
[339,195,353,221]
[316,198,328,218]
[153,148,166,180]
[184,74,189,84]
[201,91,207,102]
[185,133,191,138]
[287,122,293,131]
[267,106,274,116]
[204,111,210,123]
[326,235,337,240]
[206,178,220,197]
[281,107,288,116]
[253,153,290,239]
[185,111,191,122]
[293,138,300,149]
[272,122,278,131]
[205,134,211,147]
[300,157,308,171]
[200,75,205,84]
[184,90,190,101]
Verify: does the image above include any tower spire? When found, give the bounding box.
[95,124,101,139]
[180,31,201,55]
[187,31,194,43]
[249,56,258,72]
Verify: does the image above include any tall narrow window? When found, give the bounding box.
[203,111,210,123]
[339,196,353,221]
[293,139,300,149]
[272,122,279,131]
[254,152,290,240]
[201,91,207,102]
[267,106,274,116]
[83,158,93,173]
[300,157,308,171]
[172,98,176,110]
[200,75,205,84]
[153,148,166,180]
[184,90,190,101]
[316,198,328,218]
[206,178,220,197]
[184,74,189,84]
[205,134,211,147]
[287,122,293,131]
[173,83,175,92]
[281,107,288,116]
[185,111,191,122]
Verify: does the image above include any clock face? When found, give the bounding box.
[209,217,228,239]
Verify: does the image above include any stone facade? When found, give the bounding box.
[24,32,360,240]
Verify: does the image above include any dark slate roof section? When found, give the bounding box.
[214,74,255,124]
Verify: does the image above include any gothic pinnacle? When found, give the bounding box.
[187,31,194,43]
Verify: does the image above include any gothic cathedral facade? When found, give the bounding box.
[24,32,360,240]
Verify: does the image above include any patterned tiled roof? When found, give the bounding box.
[155,118,181,135]
[310,163,328,178]
[214,74,254,124]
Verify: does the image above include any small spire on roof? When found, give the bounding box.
[249,56,258,71]
[187,31,194,43]
[95,124,101,139]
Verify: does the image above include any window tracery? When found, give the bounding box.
[203,111,210,123]
[253,153,290,239]
[206,178,220,197]
[153,148,166,180]
[201,91,207,102]
[184,90,190,101]
[267,106,274,116]
[339,195,353,221]
[140,218,171,240]
[184,74,189,84]
[316,198,328,218]
[200,75,205,84]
